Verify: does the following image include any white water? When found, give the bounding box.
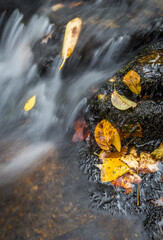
[0,0,161,184]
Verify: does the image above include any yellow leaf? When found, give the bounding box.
[111,128,121,152]
[24,96,36,111]
[51,4,64,12]
[96,157,130,182]
[97,94,108,101]
[111,89,137,110]
[151,143,163,161]
[99,147,128,162]
[94,120,114,150]
[123,70,141,95]
[59,18,82,70]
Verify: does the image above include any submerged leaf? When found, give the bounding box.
[59,18,82,70]
[151,143,163,161]
[94,120,114,150]
[24,96,36,111]
[123,70,141,95]
[96,157,130,182]
[111,89,137,110]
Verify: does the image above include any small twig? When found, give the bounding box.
[94,152,99,157]
[113,189,116,198]
[137,170,140,206]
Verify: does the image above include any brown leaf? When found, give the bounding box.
[59,18,82,70]
[99,147,128,162]
[111,89,137,110]
[123,70,141,95]
[112,172,142,194]
[72,119,90,142]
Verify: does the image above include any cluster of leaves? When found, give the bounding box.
[111,70,141,110]
[94,119,161,194]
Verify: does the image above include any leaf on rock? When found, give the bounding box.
[59,18,82,70]
[111,89,137,110]
[151,143,163,161]
[99,147,128,162]
[123,70,141,94]
[111,128,121,152]
[96,157,130,182]
[94,120,114,150]
[24,96,36,111]
[112,173,142,194]
[121,147,159,173]
[72,118,90,142]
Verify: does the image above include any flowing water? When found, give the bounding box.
[0,0,162,239]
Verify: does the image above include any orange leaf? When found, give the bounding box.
[99,147,128,162]
[123,70,141,95]
[112,172,142,194]
[69,2,83,8]
[94,120,114,150]
[59,18,82,70]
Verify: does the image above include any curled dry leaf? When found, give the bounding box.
[151,143,163,161]
[112,172,142,194]
[51,4,64,12]
[24,96,36,111]
[94,120,114,150]
[96,157,130,182]
[59,18,82,70]
[111,89,137,110]
[121,147,159,173]
[123,70,141,95]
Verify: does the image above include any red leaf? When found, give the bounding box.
[72,119,90,142]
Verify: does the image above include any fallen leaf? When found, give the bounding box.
[94,120,114,150]
[123,70,141,95]
[69,2,83,8]
[24,96,36,111]
[96,157,130,182]
[121,147,159,173]
[112,128,121,152]
[151,143,163,161]
[72,118,90,142]
[51,4,64,12]
[108,78,116,82]
[99,147,128,162]
[112,172,142,194]
[151,197,163,208]
[59,18,82,70]
[111,89,137,110]
[97,94,108,101]
[41,30,54,44]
